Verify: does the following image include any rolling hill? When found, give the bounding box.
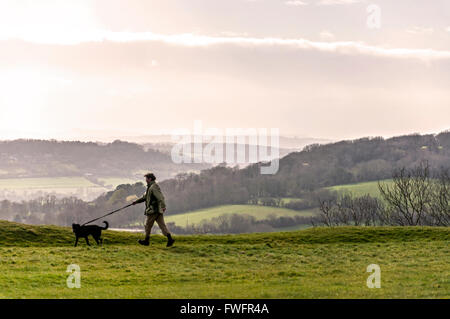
[160,131,450,214]
[0,221,448,298]
[0,139,208,181]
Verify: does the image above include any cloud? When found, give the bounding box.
[2,30,450,61]
[446,27,450,32]
[80,31,450,61]
[406,26,434,35]
[285,1,308,6]
[317,0,362,5]
[319,30,335,40]
[220,31,250,37]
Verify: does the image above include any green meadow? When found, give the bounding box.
[326,179,394,198]
[0,221,448,299]
[165,205,316,227]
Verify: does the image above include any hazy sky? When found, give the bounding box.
[0,0,449,141]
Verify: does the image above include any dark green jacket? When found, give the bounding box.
[134,181,166,215]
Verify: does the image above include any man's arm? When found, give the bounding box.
[133,194,146,205]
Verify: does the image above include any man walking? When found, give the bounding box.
[132,172,175,247]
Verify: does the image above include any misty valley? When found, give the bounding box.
[0,131,449,233]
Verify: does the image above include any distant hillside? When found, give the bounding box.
[0,139,209,180]
[112,134,332,150]
[1,131,449,228]
[143,142,294,163]
[159,131,450,213]
[141,136,333,167]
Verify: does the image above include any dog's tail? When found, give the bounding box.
[102,221,109,230]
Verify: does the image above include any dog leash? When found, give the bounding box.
[81,203,134,226]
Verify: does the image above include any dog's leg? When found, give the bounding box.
[85,236,91,246]
[94,236,100,245]
[74,236,79,247]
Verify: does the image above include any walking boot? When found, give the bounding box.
[138,237,150,246]
[166,234,175,247]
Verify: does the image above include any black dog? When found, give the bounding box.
[72,221,109,247]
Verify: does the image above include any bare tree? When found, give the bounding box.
[353,195,385,226]
[378,162,432,226]
[318,199,338,227]
[429,168,450,226]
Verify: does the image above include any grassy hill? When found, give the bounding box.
[0,220,448,298]
[326,179,394,198]
[165,205,316,227]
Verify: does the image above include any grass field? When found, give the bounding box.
[280,197,303,204]
[0,176,101,189]
[98,177,139,188]
[326,179,394,198]
[0,221,448,298]
[0,176,140,190]
[254,197,304,205]
[165,205,317,227]
[271,224,311,232]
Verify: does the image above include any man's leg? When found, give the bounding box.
[139,214,157,246]
[156,213,175,247]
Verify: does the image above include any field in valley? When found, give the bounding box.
[0,176,99,189]
[97,177,140,188]
[326,179,394,198]
[164,205,317,227]
[0,176,109,202]
[0,221,448,299]
[0,176,141,202]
